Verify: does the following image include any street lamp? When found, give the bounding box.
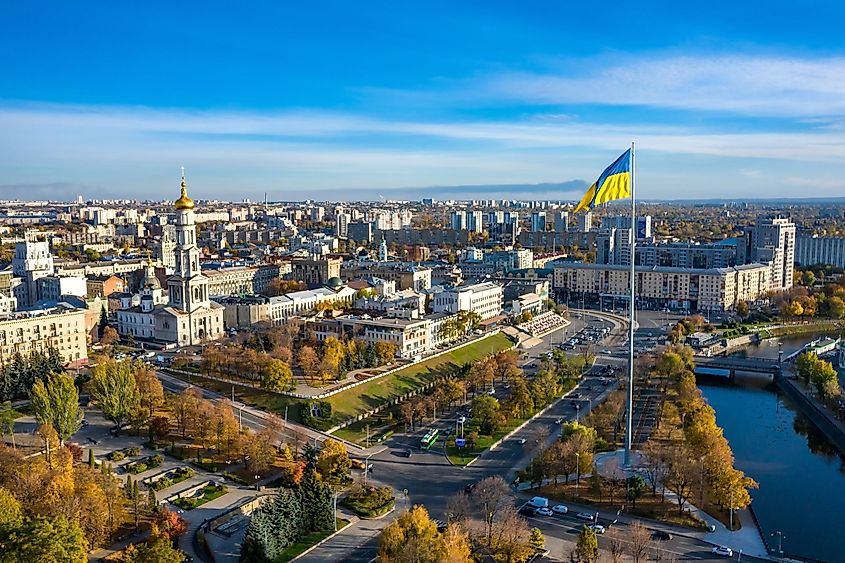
[363,453,374,485]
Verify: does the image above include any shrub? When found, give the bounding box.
[300,400,334,431]
[150,454,164,468]
[110,451,125,462]
[341,485,395,517]
[127,462,148,475]
[127,446,142,456]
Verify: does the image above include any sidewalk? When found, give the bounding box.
[591,449,770,558]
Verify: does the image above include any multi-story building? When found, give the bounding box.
[795,234,845,268]
[554,211,569,233]
[531,211,546,233]
[575,212,593,233]
[303,314,431,359]
[0,303,88,365]
[36,275,88,303]
[203,264,280,296]
[287,257,342,286]
[483,249,534,271]
[737,217,795,290]
[450,210,467,231]
[86,274,126,299]
[553,262,771,311]
[432,282,504,320]
[635,242,736,269]
[336,212,351,238]
[12,232,54,307]
[347,221,373,243]
[345,263,432,291]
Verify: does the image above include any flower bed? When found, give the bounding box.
[125,454,164,475]
[108,446,142,461]
[172,483,228,510]
[147,467,195,492]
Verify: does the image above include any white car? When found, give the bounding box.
[575,512,594,521]
[535,507,553,516]
[711,546,733,557]
[587,524,606,534]
[551,504,568,514]
[518,438,527,445]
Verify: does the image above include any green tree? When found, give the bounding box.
[91,359,140,433]
[241,488,303,562]
[98,306,109,338]
[2,516,88,563]
[735,300,750,319]
[261,359,293,392]
[30,372,83,446]
[0,487,23,529]
[297,466,335,534]
[574,525,599,563]
[626,475,646,509]
[0,401,18,449]
[471,395,501,435]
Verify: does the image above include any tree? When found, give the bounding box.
[170,388,200,439]
[297,466,334,534]
[242,430,277,474]
[642,440,669,499]
[29,372,82,446]
[91,359,140,433]
[101,326,119,347]
[735,300,750,319]
[153,508,188,541]
[261,359,294,392]
[441,523,472,563]
[0,486,23,529]
[374,341,397,366]
[0,402,17,449]
[471,475,510,546]
[120,528,186,563]
[628,521,652,563]
[379,505,444,563]
[316,439,351,488]
[241,488,303,562]
[298,346,320,382]
[664,446,696,514]
[471,395,501,435]
[135,369,164,419]
[828,295,845,319]
[2,515,88,563]
[98,306,109,338]
[529,527,545,551]
[574,525,598,563]
[626,475,646,508]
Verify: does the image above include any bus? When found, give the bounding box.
[420,428,440,450]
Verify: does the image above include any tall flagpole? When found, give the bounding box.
[624,141,636,467]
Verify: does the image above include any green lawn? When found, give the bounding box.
[276,519,350,562]
[445,413,531,466]
[172,483,228,510]
[327,333,513,423]
[332,416,397,445]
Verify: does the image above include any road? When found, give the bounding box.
[156,309,756,562]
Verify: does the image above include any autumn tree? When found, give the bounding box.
[261,359,294,392]
[573,525,598,563]
[315,439,351,489]
[628,521,652,563]
[471,475,510,546]
[134,368,164,419]
[298,346,320,383]
[30,372,82,446]
[170,387,201,439]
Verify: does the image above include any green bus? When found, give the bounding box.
[420,428,440,450]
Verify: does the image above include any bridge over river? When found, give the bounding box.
[694,355,781,379]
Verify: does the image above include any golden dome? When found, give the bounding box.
[174,173,195,210]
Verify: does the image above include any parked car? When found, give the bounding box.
[711,546,733,557]
[554,418,563,424]
[587,524,606,534]
[518,438,527,445]
[528,496,549,508]
[518,506,536,517]
[551,504,568,514]
[575,512,595,521]
[535,507,553,517]
[651,530,672,540]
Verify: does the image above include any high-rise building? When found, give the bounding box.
[488,210,505,225]
[336,212,351,238]
[450,210,467,231]
[737,217,796,290]
[531,211,546,233]
[554,211,569,233]
[468,211,483,233]
[576,212,593,233]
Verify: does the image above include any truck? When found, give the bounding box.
[528,496,549,508]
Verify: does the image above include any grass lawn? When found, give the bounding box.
[532,481,710,530]
[327,332,513,423]
[445,412,530,466]
[276,519,350,562]
[332,416,397,445]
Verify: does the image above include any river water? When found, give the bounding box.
[698,335,845,562]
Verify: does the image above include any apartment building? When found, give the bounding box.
[0,303,88,364]
[553,262,770,312]
[737,217,795,290]
[795,234,845,269]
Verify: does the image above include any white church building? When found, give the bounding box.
[117,172,224,346]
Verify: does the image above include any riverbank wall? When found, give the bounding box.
[775,375,845,454]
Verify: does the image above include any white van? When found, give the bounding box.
[528,496,549,508]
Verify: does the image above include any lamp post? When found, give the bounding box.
[363,453,374,486]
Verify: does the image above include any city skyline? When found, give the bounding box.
[2,2,845,201]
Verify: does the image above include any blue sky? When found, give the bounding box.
[2,1,845,201]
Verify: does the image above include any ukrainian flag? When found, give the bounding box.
[574,149,632,212]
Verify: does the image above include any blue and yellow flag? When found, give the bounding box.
[574,149,632,212]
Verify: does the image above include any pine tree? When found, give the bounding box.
[98,306,109,338]
[148,489,158,513]
[87,448,95,468]
[529,527,545,551]
[297,466,334,534]
[365,342,377,368]
[241,505,275,563]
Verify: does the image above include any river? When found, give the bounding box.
[698,335,845,562]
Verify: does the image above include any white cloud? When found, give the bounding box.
[482,54,845,117]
